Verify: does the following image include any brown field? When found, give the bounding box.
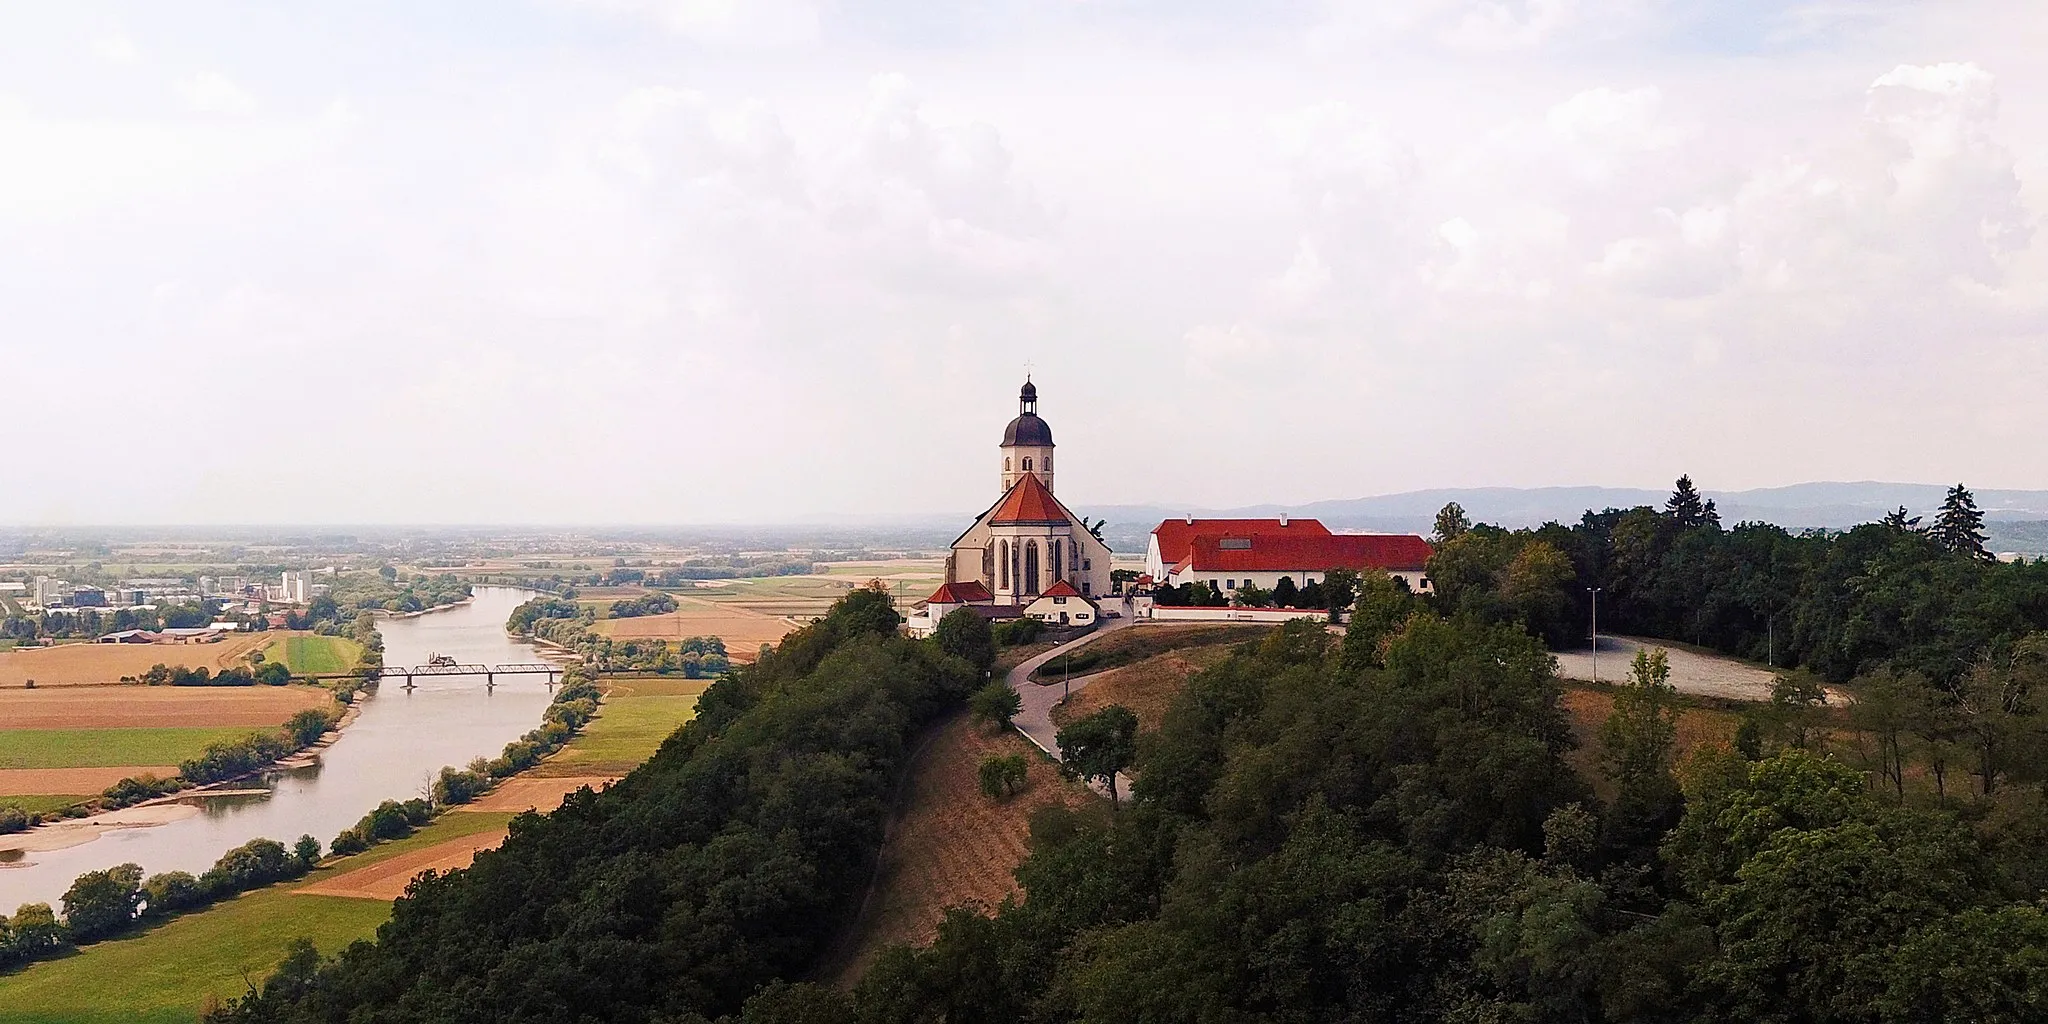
[827,713,1094,986]
[460,776,618,813]
[295,828,510,901]
[1049,644,1239,734]
[0,766,176,796]
[0,685,330,730]
[591,598,796,661]
[0,632,276,687]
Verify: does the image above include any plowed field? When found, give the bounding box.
[591,598,795,661]
[0,766,177,796]
[0,685,329,729]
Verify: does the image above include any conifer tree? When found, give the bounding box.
[1665,475,1721,529]
[1930,484,1991,560]
[1880,505,1923,533]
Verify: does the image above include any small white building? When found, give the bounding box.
[1023,580,1097,627]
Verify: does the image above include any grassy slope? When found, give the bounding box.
[0,795,89,815]
[0,728,262,769]
[1032,623,1273,680]
[263,635,362,676]
[0,812,517,1024]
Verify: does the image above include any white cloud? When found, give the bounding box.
[93,35,138,62]
[179,71,255,115]
[566,0,820,47]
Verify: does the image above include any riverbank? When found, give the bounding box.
[0,672,709,1021]
[364,594,475,620]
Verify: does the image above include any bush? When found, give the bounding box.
[201,838,304,897]
[969,682,1023,733]
[0,903,65,968]
[140,871,207,919]
[0,804,32,835]
[101,773,184,809]
[432,766,489,807]
[293,834,323,869]
[977,754,1028,799]
[283,708,335,747]
[994,617,1045,646]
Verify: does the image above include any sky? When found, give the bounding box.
[4,0,2047,524]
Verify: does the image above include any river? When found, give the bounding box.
[0,586,556,910]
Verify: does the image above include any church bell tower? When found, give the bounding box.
[1000,379,1055,493]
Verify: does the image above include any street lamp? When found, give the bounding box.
[1587,587,1602,684]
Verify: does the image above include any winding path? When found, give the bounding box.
[1005,608,1137,796]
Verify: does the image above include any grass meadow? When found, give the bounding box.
[0,811,519,1024]
[0,728,262,770]
[0,794,87,816]
[262,634,362,676]
[530,679,705,777]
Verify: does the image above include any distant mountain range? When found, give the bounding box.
[1073,482,2048,556]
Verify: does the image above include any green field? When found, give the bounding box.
[0,727,262,770]
[262,634,362,676]
[0,811,517,1024]
[0,794,86,816]
[530,682,705,777]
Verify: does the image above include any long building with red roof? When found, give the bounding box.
[1148,515,1434,598]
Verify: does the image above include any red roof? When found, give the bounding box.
[928,580,993,604]
[1151,518,1331,565]
[989,473,1070,525]
[1184,533,1432,573]
[1038,580,1084,599]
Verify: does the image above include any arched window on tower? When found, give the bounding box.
[1004,457,1010,472]
[1023,457,1033,472]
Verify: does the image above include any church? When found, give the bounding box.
[920,380,1113,628]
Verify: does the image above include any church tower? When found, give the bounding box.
[1000,379,1055,493]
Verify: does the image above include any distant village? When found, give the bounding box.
[2,570,335,644]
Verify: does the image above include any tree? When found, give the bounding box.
[933,607,996,676]
[969,682,1022,734]
[1880,505,1923,532]
[977,754,1028,799]
[1057,704,1138,808]
[1666,475,1721,529]
[61,862,143,941]
[1598,648,1683,859]
[1849,670,1920,801]
[1931,483,1991,560]
[1233,582,1271,608]
[1434,502,1472,545]
[1271,575,1300,608]
[1766,672,1831,751]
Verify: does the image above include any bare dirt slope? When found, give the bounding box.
[1048,644,1238,734]
[825,713,1094,988]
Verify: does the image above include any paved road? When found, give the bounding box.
[1555,634,1846,704]
[1005,607,1136,798]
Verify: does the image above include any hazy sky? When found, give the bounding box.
[5,1,2047,524]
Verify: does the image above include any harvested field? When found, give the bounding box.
[461,775,617,813]
[296,828,510,901]
[829,713,1094,986]
[591,597,795,661]
[1049,645,1238,734]
[0,684,330,730]
[0,632,274,687]
[0,767,173,798]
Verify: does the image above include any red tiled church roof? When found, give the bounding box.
[1185,533,1433,573]
[928,580,993,604]
[988,473,1070,525]
[1151,517,1332,565]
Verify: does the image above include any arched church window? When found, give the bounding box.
[999,541,1010,589]
[983,544,994,582]
[1024,540,1040,596]
[1050,540,1061,581]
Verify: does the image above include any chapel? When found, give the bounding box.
[936,380,1113,612]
